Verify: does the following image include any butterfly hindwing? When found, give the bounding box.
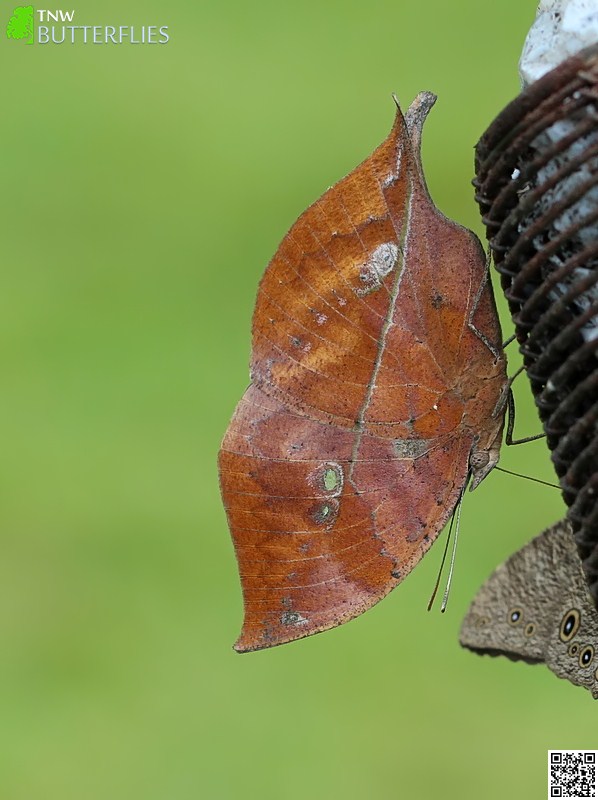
[460,520,598,698]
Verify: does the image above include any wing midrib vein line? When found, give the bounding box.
[347,166,413,487]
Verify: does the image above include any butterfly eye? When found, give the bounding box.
[559,609,581,643]
[579,646,595,669]
[568,643,579,657]
[524,623,536,637]
[507,607,523,626]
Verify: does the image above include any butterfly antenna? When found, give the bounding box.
[494,465,560,489]
[427,502,457,611]
[440,473,470,613]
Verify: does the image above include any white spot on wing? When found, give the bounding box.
[393,439,434,459]
[281,611,308,626]
[355,242,400,296]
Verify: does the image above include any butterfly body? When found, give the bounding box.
[460,520,598,698]
[219,94,507,652]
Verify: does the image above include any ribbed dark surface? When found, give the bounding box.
[474,45,598,603]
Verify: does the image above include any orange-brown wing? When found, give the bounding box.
[219,385,473,651]
[219,93,506,652]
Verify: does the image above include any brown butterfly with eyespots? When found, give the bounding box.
[460,519,598,698]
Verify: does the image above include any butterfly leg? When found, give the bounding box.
[504,388,546,446]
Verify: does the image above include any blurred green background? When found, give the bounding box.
[0,1,591,798]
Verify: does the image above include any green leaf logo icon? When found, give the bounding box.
[6,6,34,44]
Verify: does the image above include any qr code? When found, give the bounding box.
[549,751,597,798]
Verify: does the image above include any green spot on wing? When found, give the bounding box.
[323,468,338,491]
